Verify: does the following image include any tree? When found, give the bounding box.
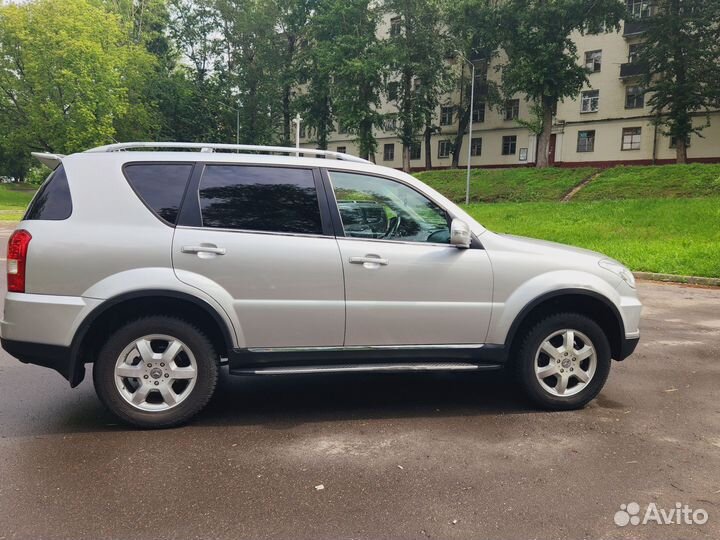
[383,0,452,172]
[166,0,228,142]
[295,43,335,150]
[312,0,387,160]
[445,0,500,169]
[494,0,626,167]
[275,0,316,146]
[0,0,151,155]
[214,0,288,145]
[637,0,720,163]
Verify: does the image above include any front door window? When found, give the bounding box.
[329,171,451,244]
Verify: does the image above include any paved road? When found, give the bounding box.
[0,225,718,539]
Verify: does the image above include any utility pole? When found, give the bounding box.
[455,51,475,206]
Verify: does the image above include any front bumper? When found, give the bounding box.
[617,336,640,360]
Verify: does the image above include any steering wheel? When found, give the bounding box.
[382,214,402,239]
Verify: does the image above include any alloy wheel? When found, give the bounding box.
[113,334,198,412]
[534,328,597,397]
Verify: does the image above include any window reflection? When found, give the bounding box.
[330,171,450,244]
[199,166,322,234]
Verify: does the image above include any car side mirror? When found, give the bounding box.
[450,218,471,249]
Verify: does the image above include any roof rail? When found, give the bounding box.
[84,142,371,164]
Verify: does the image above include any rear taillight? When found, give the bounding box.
[7,229,31,293]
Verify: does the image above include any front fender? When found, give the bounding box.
[486,269,623,345]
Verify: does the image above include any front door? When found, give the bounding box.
[172,164,345,349]
[326,170,493,346]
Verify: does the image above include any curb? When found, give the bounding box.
[634,271,720,287]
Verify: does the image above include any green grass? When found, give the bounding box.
[415,167,596,203]
[575,163,720,201]
[0,183,36,221]
[465,197,720,278]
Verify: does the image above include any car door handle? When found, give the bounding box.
[181,245,226,255]
[349,255,389,266]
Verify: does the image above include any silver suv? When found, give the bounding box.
[1,143,641,428]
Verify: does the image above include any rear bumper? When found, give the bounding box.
[0,292,99,386]
[1,337,75,381]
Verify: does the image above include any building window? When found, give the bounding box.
[383,143,395,161]
[581,90,600,113]
[470,137,482,157]
[336,146,346,154]
[410,142,421,160]
[626,0,652,18]
[438,140,452,158]
[625,86,645,109]
[440,106,454,126]
[472,102,485,123]
[628,43,642,64]
[622,127,642,150]
[669,135,691,148]
[383,115,397,132]
[390,16,401,37]
[577,130,596,152]
[502,135,517,155]
[503,99,520,121]
[387,82,399,102]
[584,50,602,73]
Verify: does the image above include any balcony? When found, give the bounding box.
[620,62,647,79]
[623,19,648,37]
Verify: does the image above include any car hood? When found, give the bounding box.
[497,233,610,261]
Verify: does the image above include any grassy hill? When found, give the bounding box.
[572,163,720,201]
[466,198,720,278]
[415,163,720,203]
[414,167,596,203]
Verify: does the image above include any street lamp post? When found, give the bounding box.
[456,51,475,205]
[292,113,302,156]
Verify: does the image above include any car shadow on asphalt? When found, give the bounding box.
[194,368,539,428]
[4,368,542,436]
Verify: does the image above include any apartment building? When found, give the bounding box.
[299,6,720,169]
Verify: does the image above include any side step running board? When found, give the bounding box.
[230,362,501,376]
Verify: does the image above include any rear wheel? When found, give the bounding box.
[93,316,219,428]
[515,312,611,410]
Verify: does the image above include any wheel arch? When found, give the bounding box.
[504,289,625,362]
[68,290,236,387]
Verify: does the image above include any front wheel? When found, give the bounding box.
[93,316,219,428]
[515,313,611,410]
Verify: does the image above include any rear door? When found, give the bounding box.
[172,163,345,349]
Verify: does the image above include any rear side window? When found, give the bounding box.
[198,165,322,234]
[24,166,72,221]
[124,163,194,224]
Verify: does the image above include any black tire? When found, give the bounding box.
[93,316,219,428]
[514,312,611,410]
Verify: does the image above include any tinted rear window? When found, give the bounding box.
[198,165,322,234]
[24,166,73,221]
[124,163,194,224]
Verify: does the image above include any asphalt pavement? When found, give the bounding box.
[0,224,718,540]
